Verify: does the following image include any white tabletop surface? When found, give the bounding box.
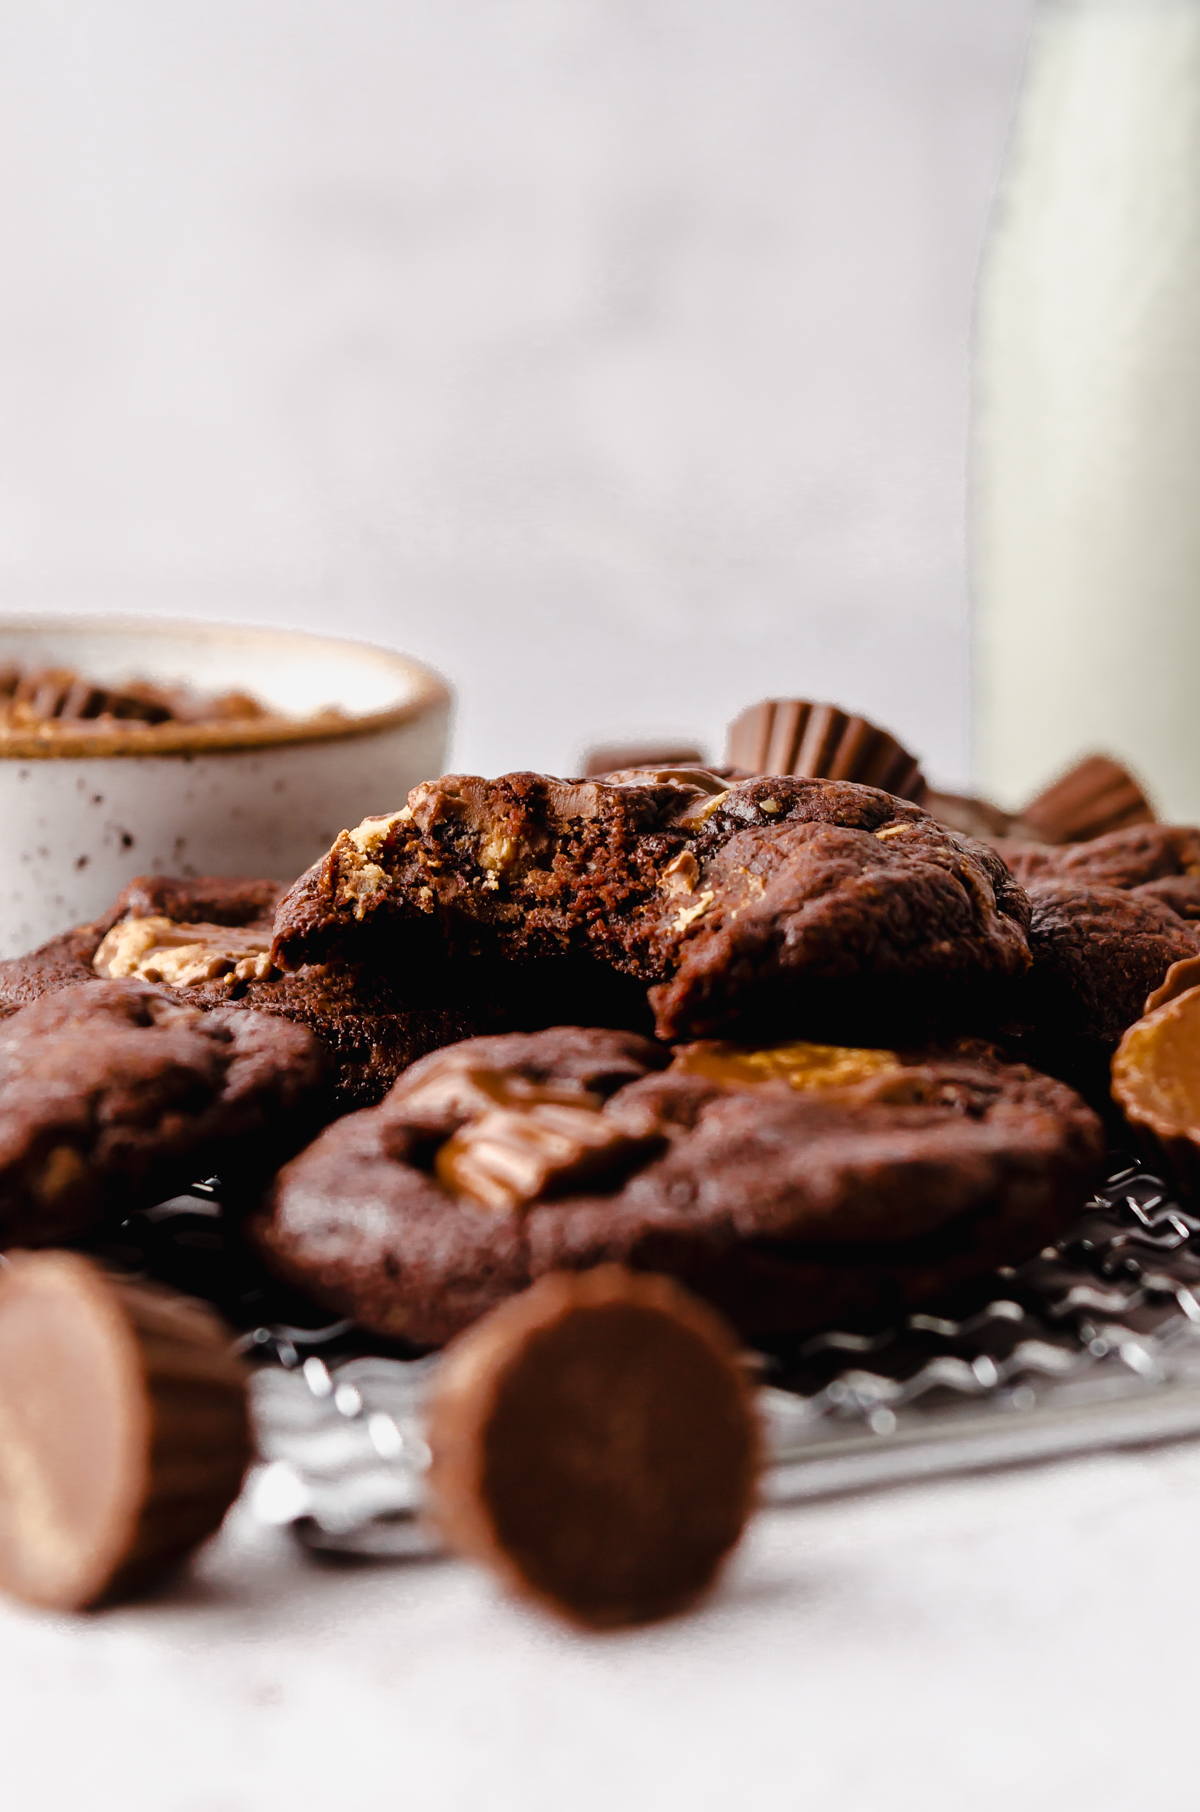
[3,1431,1197,1810]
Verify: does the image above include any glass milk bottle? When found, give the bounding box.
[974,0,1200,820]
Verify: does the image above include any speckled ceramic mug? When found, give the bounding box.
[0,617,451,960]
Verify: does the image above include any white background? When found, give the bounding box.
[0,0,1035,783]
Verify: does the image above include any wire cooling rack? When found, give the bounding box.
[98,1156,1200,1558]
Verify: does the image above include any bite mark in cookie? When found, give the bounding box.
[271,771,1032,1044]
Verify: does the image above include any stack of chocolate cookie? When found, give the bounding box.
[4,690,1198,1619]
[6,719,1164,1352]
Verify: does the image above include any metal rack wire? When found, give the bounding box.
[204,1157,1200,1553]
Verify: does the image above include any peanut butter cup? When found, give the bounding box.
[0,1252,250,1610]
[427,1266,759,1629]
[1112,988,1200,1193]
[1014,754,1155,845]
[726,700,926,801]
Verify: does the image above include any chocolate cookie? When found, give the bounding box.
[252,1026,1103,1346]
[0,873,501,1110]
[997,824,1200,916]
[0,979,325,1246]
[271,771,1032,1044]
[1017,881,1200,1046]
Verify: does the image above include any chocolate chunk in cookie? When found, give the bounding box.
[0,1252,251,1610]
[427,1266,759,1629]
[252,1026,1102,1347]
[0,979,325,1246]
[271,772,1031,1044]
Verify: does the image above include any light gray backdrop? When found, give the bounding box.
[0,0,1034,784]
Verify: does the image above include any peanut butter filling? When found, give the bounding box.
[93,918,275,991]
[670,1039,902,1092]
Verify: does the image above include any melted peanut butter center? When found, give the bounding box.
[670,1039,902,1092]
[93,917,275,990]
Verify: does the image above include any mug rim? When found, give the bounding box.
[0,614,451,759]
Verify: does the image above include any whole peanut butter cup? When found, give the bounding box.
[426,1266,759,1629]
[726,699,926,801]
[0,1252,251,1610]
[1014,754,1155,846]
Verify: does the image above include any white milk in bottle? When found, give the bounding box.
[974,0,1200,818]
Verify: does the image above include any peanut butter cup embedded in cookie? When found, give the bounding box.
[0,874,286,1019]
[252,1026,1103,1346]
[426,1266,759,1629]
[0,1252,251,1610]
[0,873,506,1110]
[271,771,1031,1045]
